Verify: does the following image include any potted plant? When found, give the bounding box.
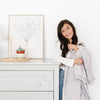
[16,46,25,58]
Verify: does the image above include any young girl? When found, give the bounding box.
[55,19,95,100]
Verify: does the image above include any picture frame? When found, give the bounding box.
[8,15,44,59]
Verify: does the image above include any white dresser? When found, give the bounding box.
[0,59,59,100]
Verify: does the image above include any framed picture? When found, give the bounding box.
[8,15,44,59]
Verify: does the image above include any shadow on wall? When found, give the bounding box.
[0,40,8,58]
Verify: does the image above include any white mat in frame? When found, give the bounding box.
[8,15,44,59]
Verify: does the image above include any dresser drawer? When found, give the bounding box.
[0,71,53,91]
[0,92,53,100]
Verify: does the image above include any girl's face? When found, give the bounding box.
[61,23,73,40]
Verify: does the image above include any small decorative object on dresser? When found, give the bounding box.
[16,46,25,58]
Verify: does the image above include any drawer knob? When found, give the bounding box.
[35,82,42,87]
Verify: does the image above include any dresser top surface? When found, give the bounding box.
[0,58,59,65]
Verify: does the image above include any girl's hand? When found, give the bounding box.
[67,44,79,52]
[74,58,83,65]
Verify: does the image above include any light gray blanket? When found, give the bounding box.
[62,46,95,100]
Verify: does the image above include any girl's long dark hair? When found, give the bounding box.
[57,19,78,57]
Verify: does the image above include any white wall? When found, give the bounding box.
[0,0,100,99]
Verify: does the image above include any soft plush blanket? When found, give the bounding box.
[62,46,95,100]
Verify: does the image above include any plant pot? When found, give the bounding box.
[16,50,25,54]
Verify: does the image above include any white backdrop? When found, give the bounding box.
[0,0,100,99]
